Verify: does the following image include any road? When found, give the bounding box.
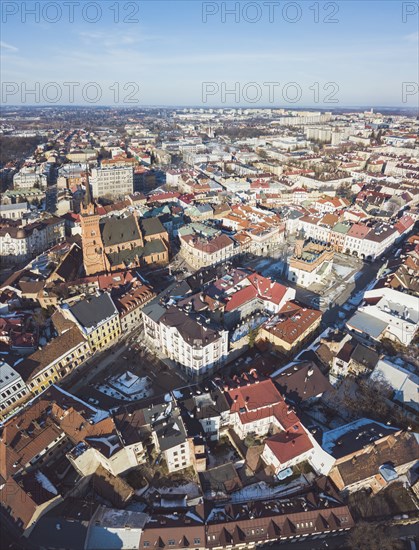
[320,256,381,328]
[61,328,186,408]
[248,251,381,329]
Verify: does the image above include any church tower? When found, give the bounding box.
[80,170,107,275]
[294,230,305,259]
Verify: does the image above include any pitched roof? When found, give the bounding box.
[347,223,370,239]
[200,463,242,494]
[140,217,166,237]
[262,302,321,346]
[334,431,419,487]
[16,326,86,382]
[265,424,313,463]
[247,273,288,305]
[69,292,118,329]
[274,361,332,402]
[224,377,299,430]
[100,215,141,247]
[160,307,221,346]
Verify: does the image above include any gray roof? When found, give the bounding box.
[142,300,166,323]
[180,386,230,419]
[322,419,399,459]
[346,311,387,339]
[30,517,88,550]
[0,202,28,211]
[107,245,144,267]
[154,415,188,451]
[140,217,165,237]
[143,239,166,255]
[106,239,166,267]
[70,292,118,329]
[142,400,188,451]
[161,306,220,345]
[89,505,148,529]
[274,361,332,402]
[100,215,141,247]
[351,343,379,369]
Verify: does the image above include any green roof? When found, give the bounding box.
[332,223,351,234]
[100,215,141,247]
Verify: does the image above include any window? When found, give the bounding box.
[194,539,200,545]
[144,542,150,547]
[168,540,175,546]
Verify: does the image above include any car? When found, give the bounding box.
[88,397,99,405]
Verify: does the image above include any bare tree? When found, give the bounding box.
[346,522,403,550]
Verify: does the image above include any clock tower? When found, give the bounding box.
[80,171,108,275]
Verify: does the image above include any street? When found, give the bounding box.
[247,251,381,330]
[61,328,186,408]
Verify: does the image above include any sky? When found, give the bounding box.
[1,0,418,108]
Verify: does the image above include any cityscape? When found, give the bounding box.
[1,2,419,550]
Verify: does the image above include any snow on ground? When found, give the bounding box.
[333,264,353,279]
[126,501,147,513]
[230,475,314,503]
[262,262,285,278]
[35,471,58,495]
[95,371,154,401]
[110,371,152,396]
[143,482,201,500]
[158,482,201,499]
[253,258,273,271]
[231,314,268,343]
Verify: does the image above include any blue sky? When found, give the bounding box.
[1,1,418,107]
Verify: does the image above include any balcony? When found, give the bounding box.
[145,327,155,338]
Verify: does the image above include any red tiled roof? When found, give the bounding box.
[225,284,258,312]
[347,223,370,239]
[225,378,299,429]
[148,192,180,202]
[247,273,288,305]
[262,302,321,345]
[266,424,313,463]
[395,215,414,234]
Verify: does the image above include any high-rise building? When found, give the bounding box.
[90,166,134,198]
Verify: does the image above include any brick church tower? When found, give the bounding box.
[80,171,108,275]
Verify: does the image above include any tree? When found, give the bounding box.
[32,308,49,330]
[248,326,259,348]
[336,182,354,201]
[346,522,403,550]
